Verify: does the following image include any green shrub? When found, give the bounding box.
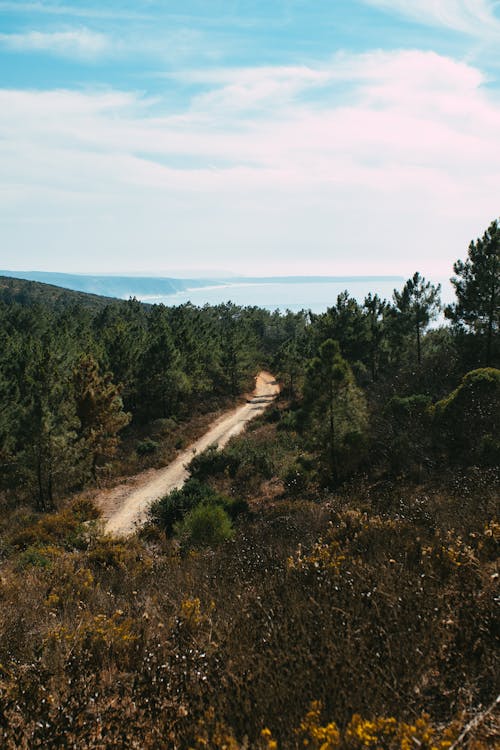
[174,503,234,547]
[276,409,299,432]
[151,417,177,435]
[188,444,239,480]
[382,394,433,475]
[149,478,247,536]
[433,367,500,464]
[283,454,316,496]
[136,438,159,456]
[16,545,59,570]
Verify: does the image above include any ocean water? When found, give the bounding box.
[139,278,454,314]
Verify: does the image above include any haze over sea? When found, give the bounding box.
[141,278,454,315]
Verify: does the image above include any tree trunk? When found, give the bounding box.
[36,442,45,511]
[486,280,496,366]
[328,379,336,483]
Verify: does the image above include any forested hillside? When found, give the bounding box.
[0,275,117,309]
[0,220,498,748]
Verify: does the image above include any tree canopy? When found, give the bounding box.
[446,219,499,365]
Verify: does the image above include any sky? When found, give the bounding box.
[1,0,499,278]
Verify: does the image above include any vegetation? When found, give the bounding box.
[0,219,499,747]
[446,220,499,366]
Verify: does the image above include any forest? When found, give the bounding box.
[0,219,498,748]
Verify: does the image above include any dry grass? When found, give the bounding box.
[0,460,498,748]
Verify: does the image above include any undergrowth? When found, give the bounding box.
[0,454,498,748]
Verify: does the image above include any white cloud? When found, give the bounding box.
[0,28,111,59]
[1,50,499,276]
[170,65,331,111]
[0,2,147,20]
[362,0,500,38]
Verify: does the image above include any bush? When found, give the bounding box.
[8,502,98,552]
[188,444,239,481]
[174,503,234,547]
[382,394,433,476]
[16,545,58,570]
[433,368,500,464]
[283,454,316,496]
[136,438,159,456]
[87,536,153,574]
[149,478,247,536]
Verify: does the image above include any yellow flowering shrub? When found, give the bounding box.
[87,535,153,574]
[397,715,454,750]
[44,611,138,666]
[178,595,216,631]
[296,702,341,749]
[344,713,456,750]
[422,531,477,575]
[191,708,241,749]
[179,596,204,626]
[43,561,95,610]
[288,541,346,574]
[289,708,459,750]
[261,727,278,750]
[345,714,398,748]
[9,502,98,552]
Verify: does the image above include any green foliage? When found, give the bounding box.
[302,339,368,484]
[381,394,433,476]
[73,353,131,481]
[188,444,239,481]
[136,304,188,419]
[363,292,389,381]
[136,438,159,456]
[392,272,441,366]
[174,502,234,547]
[16,545,55,570]
[2,223,500,748]
[149,478,247,536]
[446,218,499,366]
[310,292,368,366]
[433,367,500,465]
[189,432,286,491]
[1,282,306,507]
[283,453,316,496]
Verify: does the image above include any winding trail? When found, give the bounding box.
[102,371,279,536]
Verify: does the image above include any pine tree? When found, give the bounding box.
[138,305,187,419]
[393,272,441,366]
[73,354,131,482]
[446,219,499,365]
[21,336,79,510]
[303,339,367,485]
[363,293,388,381]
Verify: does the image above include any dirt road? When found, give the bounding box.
[102,371,279,536]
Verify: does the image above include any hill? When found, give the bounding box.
[0,270,212,300]
[0,274,121,309]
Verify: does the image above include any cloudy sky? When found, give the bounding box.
[1,0,499,277]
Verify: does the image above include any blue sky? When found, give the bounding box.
[1,0,499,277]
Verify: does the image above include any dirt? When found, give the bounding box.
[99,371,280,536]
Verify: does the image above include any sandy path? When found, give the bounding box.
[102,371,279,536]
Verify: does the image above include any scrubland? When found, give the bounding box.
[0,409,498,748]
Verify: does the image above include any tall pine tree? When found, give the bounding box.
[446,219,499,366]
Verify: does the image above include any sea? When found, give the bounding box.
[140,278,454,315]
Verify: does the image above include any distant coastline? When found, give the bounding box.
[1,270,453,313]
[0,269,404,296]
